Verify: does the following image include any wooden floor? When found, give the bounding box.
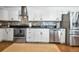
[56,44,79,52]
[0,41,79,52]
[2,43,60,52]
[0,41,13,51]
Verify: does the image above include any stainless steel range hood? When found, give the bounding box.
[20,6,28,16]
[20,6,28,25]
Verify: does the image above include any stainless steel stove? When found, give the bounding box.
[14,28,26,43]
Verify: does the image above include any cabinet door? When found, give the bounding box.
[8,10,19,21]
[0,9,3,20]
[0,7,21,21]
[34,29,42,42]
[7,28,14,41]
[26,29,35,42]
[40,29,49,42]
[26,28,49,42]
[27,29,42,42]
[29,16,40,21]
[33,29,49,42]
[7,7,21,21]
[3,28,13,41]
[42,13,61,21]
[0,29,2,42]
[27,7,62,21]
[0,29,4,42]
[2,29,6,40]
[0,8,8,20]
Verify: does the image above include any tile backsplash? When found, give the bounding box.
[30,21,60,28]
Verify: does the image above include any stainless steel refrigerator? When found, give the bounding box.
[69,12,79,46]
[61,12,79,46]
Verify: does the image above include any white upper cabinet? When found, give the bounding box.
[27,6,79,21]
[7,7,21,21]
[0,8,8,20]
[0,6,21,21]
[27,6,62,21]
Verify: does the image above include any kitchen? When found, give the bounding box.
[0,6,79,52]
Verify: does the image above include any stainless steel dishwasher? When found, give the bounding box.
[49,29,60,43]
[49,29,55,42]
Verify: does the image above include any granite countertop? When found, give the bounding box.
[9,25,65,29]
[2,25,65,30]
[10,25,29,28]
[10,25,41,28]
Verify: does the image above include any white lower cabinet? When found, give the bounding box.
[26,29,35,42]
[58,29,66,44]
[5,28,13,41]
[4,28,14,41]
[40,29,49,42]
[26,28,49,42]
[0,29,4,42]
[0,28,14,42]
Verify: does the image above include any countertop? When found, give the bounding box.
[9,25,65,29]
[0,25,65,30]
[10,25,41,28]
[10,25,29,28]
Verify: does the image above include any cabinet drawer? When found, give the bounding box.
[26,28,49,42]
[70,35,79,46]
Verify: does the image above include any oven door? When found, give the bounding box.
[14,28,25,38]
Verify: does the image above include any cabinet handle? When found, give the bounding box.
[29,32,31,33]
[29,37,31,39]
[61,32,62,35]
[5,29,8,34]
[40,32,43,35]
[11,18,13,20]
